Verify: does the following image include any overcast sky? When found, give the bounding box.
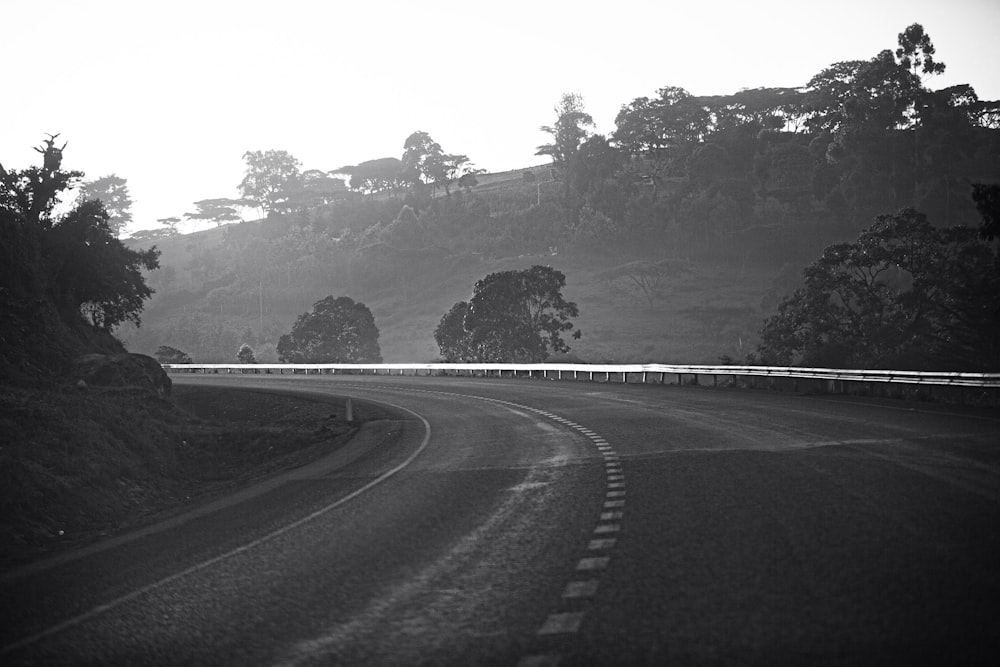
[3,0,999,235]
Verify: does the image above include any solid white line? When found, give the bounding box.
[1,398,433,656]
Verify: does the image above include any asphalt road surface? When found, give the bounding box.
[2,375,998,665]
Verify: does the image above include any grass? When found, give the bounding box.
[0,384,357,569]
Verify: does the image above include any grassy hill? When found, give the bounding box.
[119,165,840,365]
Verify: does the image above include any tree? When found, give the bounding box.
[537,93,594,165]
[614,86,709,156]
[155,345,192,364]
[972,183,1000,240]
[436,154,473,196]
[236,343,257,364]
[157,216,181,235]
[238,150,302,217]
[75,174,133,236]
[1,138,160,331]
[894,23,947,207]
[803,60,868,133]
[436,265,581,362]
[185,198,244,226]
[301,169,348,204]
[46,199,161,330]
[401,131,474,195]
[758,208,1000,370]
[339,157,403,194]
[895,23,946,81]
[277,296,382,363]
[434,301,476,362]
[458,172,480,191]
[401,131,445,186]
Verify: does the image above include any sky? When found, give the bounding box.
[3,0,999,236]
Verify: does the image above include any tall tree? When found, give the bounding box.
[75,174,133,237]
[536,93,594,165]
[895,23,946,82]
[238,149,302,218]
[401,131,445,186]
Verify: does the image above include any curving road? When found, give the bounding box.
[2,375,998,665]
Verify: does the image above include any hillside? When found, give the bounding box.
[119,32,1000,368]
[120,166,843,365]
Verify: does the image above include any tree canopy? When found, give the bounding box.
[435,265,581,362]
[236,343,257,364]
[757,208,1000,370]
[1,138,159,332]
[75,174,133,237]
[537,93,594,165]
[338,157,403,194]
[238,149,302,217]
[277,296,382,363]
[155,345,192,364]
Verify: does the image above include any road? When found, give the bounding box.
[2,375,998,665]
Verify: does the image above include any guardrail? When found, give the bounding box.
[163,362,1000,391]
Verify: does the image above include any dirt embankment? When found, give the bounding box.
[0,384,356,569]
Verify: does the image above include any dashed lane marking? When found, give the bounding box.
[562,580,600,599]
[576,556,611,571]
[587,538,617,550]
[344,383,627,666]
[538,612,586,635]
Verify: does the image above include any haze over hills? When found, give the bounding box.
[115,166,864,366]
[118,23,1000,368]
